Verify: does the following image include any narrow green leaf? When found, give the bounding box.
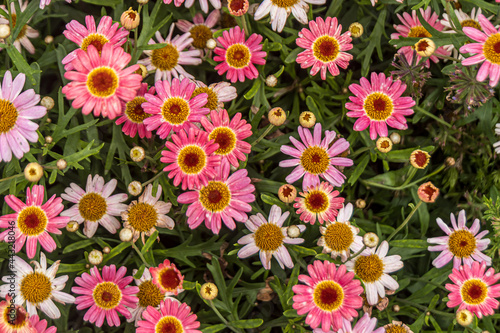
[231,319,264,329]
[348,155,370,186]
[62,239,95,254]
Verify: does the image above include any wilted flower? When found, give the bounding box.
[299,111,316,128]
[200,282,218,300]
[418,181,439,203]
[278,184,297,203]
[268,107,286,126]
[391,51,432,99]
[24,163,44,182]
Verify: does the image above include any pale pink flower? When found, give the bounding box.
[115,83,154,139]
[177,10,220,50]
[164,0,185,6]
[192,80,238,111]
[0,1,39,54]
[137,298,201,333]
[40,0,71,9]
[184,0,221,13]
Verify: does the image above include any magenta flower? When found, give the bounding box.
[296,17,353,80]
[115,83,154,139]
[460,14,500,87]
[446,261,500,318]
[346,72,415,140]
[178,159,255,234]
[0,185,69,259]
[428,210,491,269]
[279,123,353,189]
[137,298,201,333]
[72,265,139,327]
[313,313,385,333]
[294,182,345,225]
[214,26,267,83]
[293,260,364,332]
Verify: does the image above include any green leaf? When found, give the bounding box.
[284,48,302,64]
[386,146,434,163]
[141,231,159,256]
[101,242,131,264]
[62,239,95,254]
[82,0,121,7]
[57,263,87,274]
[288,245,316,256]
[244,79,262,100]
[134,265,146,279]
[202,324,226,333]
[231,319,264,329]
[7,46,37,85]
[389,239,428,249]
[260,193,287,210]
[348,155,370,186]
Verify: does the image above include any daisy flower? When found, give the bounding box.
[177,10,220,50]
[213,26,267,83]
[345,72,415,140]
[384,321,413,333]
[191,81,238,111]
[345,240,404,306]
[494,123,500,153]
[115,83,154,139]
[163,0,185,6]
[279,123,353,189]
[40,0,72,9]
[446,261,500,318]
[178,159,255,234]
[127,267,167,325]
[427,210,491,269]
[137,298,201,333]
[200,109,252,167]
[60,174,128,238]
[27,313,57,333]
[294,182,344,225]
[122,184,175,244]
[72,265,139,327]
[313,313,384,333]
[0,296,39,333]
[0,185,69,259]
[150,259,184,296]
[237,205,306,270]
[143,77,209,140]
[254,0,327,33]
[296,17,353,80]
[292,260,363,332]
[0,1,39,54]
[138,25,202,82]
[160,128,221,190]
[62,15,129,70]
[317,203,365,262]
[391,7,451,67]
[460,14,500,87]
[0,71,47,162]
[0,253,75,320]
[62,43,142,120]
[184,0,221,14]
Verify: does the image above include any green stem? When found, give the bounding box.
[131,5,142,61]
[142,170,166,187]
[348,245,367,261]
[0,173,23,183]
[386,201,422,242]
[414,106,452,128]
[251,124,274,147]
[407,277,448,292]
[75,230,88,239]
[208,300,242,333]
[394,297,454,318]
[361,164,446,191]
[401,166,418,187]
[131,242,151,268]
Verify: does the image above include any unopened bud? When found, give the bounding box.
[410,149,430,169]
[299,111,316,128]
[355,199,366,209]
[445,156,455,167]
[287,225,301,238]
[128,181,143,196]
[102,246,111,254]
[44,35,54,44]
[44,136,53,144]
[137,0,149,4]
[392,304,400,312]
[415,38,435,57]
[56,159,67,170]
[119,227,134,242]
[376,137,392,153]
[66,221,79,232]
[121,7,140,30]
[88,250,103,266]
[206,38,217,50]
[349,22,363,38]
[363,232,379,248]
[130,146,145,162]
[278,184,296,203]
[0,24,10,39]
[268,107,286,126]
[389,132,401,144]
[200,282,218,300]
[41,96,55,110]
[265,75,277,87]
[24,162,43,182]
[417,182,439,203]
[228,0,249,16]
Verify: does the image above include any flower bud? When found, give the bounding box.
[278,184,296,204]
[24,163,44,182]
[410,149,430,169]
[121,7,140,30]
[389,132,401,144]
[206,38,217,50]
[415,38,435,57]
[41,96,55,110]
[363,232,379,248]
[66,221,79,232]
[46,118,52,123]
[137,0,149,4]
[44,136,53,144]
[56,159,67,170]
[135,64,148,79]
[268,107,286,126]
[130,146,145,162]
[287,225,301,238]
[44,35,54,44]
[0,24,10,39]
[445,156,455,167]
[200,282,218,300]
[128,181,143,196]
[417,181,439,203]
[88,250,103,266]
[356,199,366,209]
[392,304,400,312]
[349,22,363,38]
[228,0,249,16]
[299,111,316,128]
[119,228,134,242]
[102,247,110,254]
[376,137,392,153]
[456,309,473,327]
[265,75,277,87]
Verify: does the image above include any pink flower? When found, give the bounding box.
[40,0,71,9]
[184,0,221,14]
[391,7,451,67]
[143,78,209,140]
[428,210,491,269]
[0,71,47,162]
[460,14,500,87]
[150,259,184,296]
[72,265,139,327]
[178,159,255,234]
[313,313,385,333]
[115,83,154,139]
[446,261,500,318]
[62,43,142,120]
[62,15,129,70]
[293,260,364,332]
[177,10,220,50]
[0,185,69,259]
[214,26,267,83]
[164,0,185,6]
[200,109,252,167]
[0,296,35,332]
[29,314,57,333]
[279,123,353,189]
[294,182,344,225]
[296,17,353,80]
[345,72,415,140]
[161,128,221,190]
[137,298,201,333]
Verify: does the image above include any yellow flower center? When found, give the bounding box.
[86,67,119,98]
[364,92,394,121]
[177,145,207,175]
[192,87,219,111]
[158,268,181,292]
[270,0,299,7]
[161,97,190,125]
[20,273,52,304]
[3,306,27,329]
[199,181,231,212]
[225,44,251,69]
[461,19,481,30]
[483,33,500,64]
[254,223,284,252]
[155,316,184,333]
[448,230,476,258]
[0,99,18,134]
[17,206,47,237]
[190,25,213,49]
[354,254,384,282]
[385,325,408,333]
[300,146,330,175]
[324,222,354,252]
[304,190,330,214]
[209,127,236,155]
[313,280,344,311]
[151,44,180,71]
[125,96,151,123]
[127,202,157,233]
[408,26,432,38]
[461,279,488,305]
[78,192,108,222]
[93,282,122,310]
[11,14,28,40]
[313,35,340,63]
[81,33,109,53]
[138,280,164,308]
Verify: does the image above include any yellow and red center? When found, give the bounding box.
[20,273,52,305]
[190,25,213,49]
[86,67,119,98]
[17,206,47,237]
[364,92,393,121]
[126,96,151,123]
[225,44,251,69]
[127,202,157,232]
[3,305,27,329]
[199,181,231,212]
[304,190,330,214]
[461,279,488,305]
[138,280,164,308]
[177,145,207,175]
[300,146,330,175]
[410,150,430,168]
[158,268,181,292]
[354,254,384,282]
[483,33,500,64]
[415,39,430,52]
[161,97,190,125]
[78,192,108,222]
[324,222,354,252]
[313,280,344,311]
[0,99,18,134]
[93,282,122,310]
[209,127,236,155]
[420,183,438,201]
[151,43,180,71]
[192,87,219,110]
[313,35,340,63]
[81,33,109,53]
[254,223,284,252]
[408,26,432,38]
[155,316,184,333]
[448,230,476,258]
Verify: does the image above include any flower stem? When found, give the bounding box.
[131,242,151,268]
[208,300,242,333]
[0,173,23,183]
[142,170,166,187]
[386,200,423,242]
[414,106,452,128]
[251,124,274,147]
[348,245,367,261]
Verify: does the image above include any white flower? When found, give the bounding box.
[494,123,500,153]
